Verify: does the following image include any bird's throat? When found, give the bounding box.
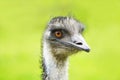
[41,40,68,80]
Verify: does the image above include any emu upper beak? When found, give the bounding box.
[70,34,90,52]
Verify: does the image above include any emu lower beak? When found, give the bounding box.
[70,34,90,52]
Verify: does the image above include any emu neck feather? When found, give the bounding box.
[42,40,68,80]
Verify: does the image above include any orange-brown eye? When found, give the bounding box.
[54,31,62,38]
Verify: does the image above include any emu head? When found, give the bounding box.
[44,16,90,56]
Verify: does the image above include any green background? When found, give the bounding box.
[0,0,120,80]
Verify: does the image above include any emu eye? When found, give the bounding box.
[54,31,63,38]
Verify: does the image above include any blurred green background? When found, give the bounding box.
[0,0,120,80]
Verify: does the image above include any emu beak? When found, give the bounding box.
[70,34,90,52]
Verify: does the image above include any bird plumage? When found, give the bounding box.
[41,16,90,80]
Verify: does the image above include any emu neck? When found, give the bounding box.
[42,40,68,80]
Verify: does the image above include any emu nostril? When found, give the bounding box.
[73,41,83,45]
[76,42,83,45]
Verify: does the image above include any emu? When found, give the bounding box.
[41,16,90,80]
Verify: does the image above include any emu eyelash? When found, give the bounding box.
[50,28,69,35]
